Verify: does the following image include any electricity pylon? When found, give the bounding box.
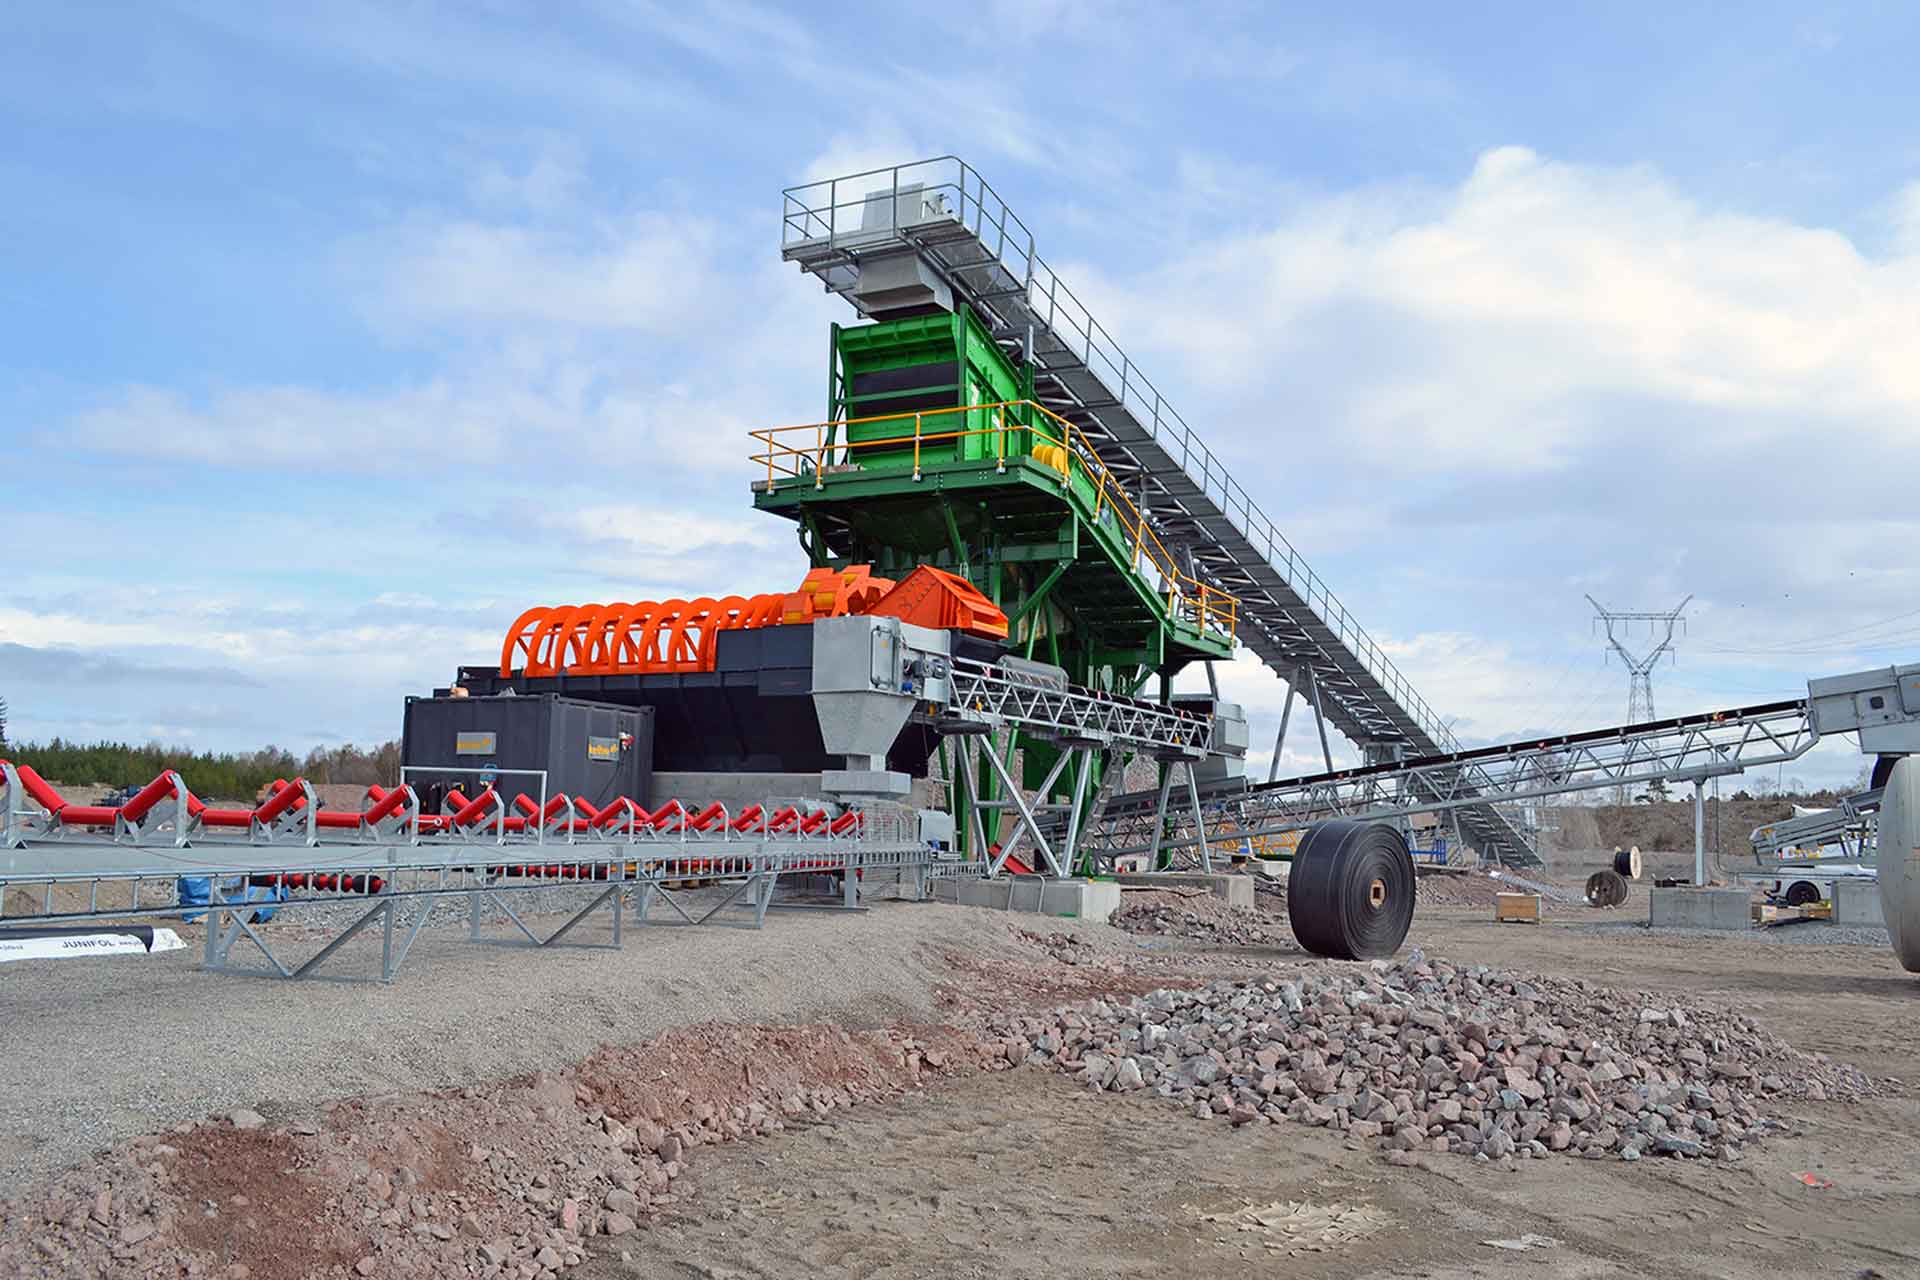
[1586,594,1691,725]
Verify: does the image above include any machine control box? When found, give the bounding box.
[402,693,655,813]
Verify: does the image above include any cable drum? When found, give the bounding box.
[1613,846,1643,880]
[1585,869,1630,908]
[1286,820,1417,960]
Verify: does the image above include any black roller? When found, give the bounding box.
[1613,846,1643,879]
[1585,869,1629,908]
[1286,820,1416,960]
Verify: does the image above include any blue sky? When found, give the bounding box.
[4,2,1917,791]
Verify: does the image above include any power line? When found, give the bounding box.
[1696,604,1920,656]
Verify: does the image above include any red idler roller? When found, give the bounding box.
[448,787,501,829]
[829,811,862,836]
[245,872,383,894]
[592,797,645,833]
[116,770,182,824]
[568,797,604,832]
[198,806,256,828]
[8,763,68,815]
[362,785,412,826]
[253,778,308,826]
[729,804,766,833]
[648,799,687,833]
[684,801,727,833]
[798,809,830,835]
[55,805,120,826]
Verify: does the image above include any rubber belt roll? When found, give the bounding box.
[1286,819,1417,961]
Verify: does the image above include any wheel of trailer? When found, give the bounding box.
[1613,846,1643,880]
[1784,879,1821,907]
[1871,754,1905,790]
[1584,869,1629,908]
[1286,820,1416,960]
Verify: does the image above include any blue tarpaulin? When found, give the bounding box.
[176,877,287,923]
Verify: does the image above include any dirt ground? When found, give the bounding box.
[580,904,1920,1280]
[3,881,1916,1279]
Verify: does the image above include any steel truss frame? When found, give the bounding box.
[780,157,1535,865]
[1748,786,1883,861]
[1079,699,1822,863]
[937,657,1211,755]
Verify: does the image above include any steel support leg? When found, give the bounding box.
[544,884,622,946]
[1268,679,1297,784]
[1059,746,1094,876]
[1185,765,1211,873]
[290,899,388,980]
[382,902,432,983]
[979,742,1066,876]
[1150,766,1175,870]
[1693,779,1707,887]
[1306,667,1335,774]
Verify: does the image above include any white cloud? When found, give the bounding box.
[362,212,717,335]
[1076,146,1920,474]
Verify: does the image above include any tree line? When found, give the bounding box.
[4,739,402,801]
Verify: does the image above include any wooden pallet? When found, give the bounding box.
[1753,901,1833,926]
[1495,892,1541,924]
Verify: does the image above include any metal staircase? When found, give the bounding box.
[782,157,1539,866]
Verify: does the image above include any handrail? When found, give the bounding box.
[750,398,1237,641]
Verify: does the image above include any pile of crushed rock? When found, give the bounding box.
[1110,890,1289,948]
[981,951,1874,1165]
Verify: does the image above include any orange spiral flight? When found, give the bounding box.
[498,564,1006,678]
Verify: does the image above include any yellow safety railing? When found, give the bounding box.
[749,400,1238,640]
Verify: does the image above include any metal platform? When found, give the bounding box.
[781,158,1537,866]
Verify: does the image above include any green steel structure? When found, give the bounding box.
[751,303,1238,863]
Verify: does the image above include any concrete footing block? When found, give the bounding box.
[1834,878,1884,927]
[1111,872,1255,909]
[1649,886,1752,931]
[941,876,1121,923]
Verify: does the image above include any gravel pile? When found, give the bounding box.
[982,951,1874,1166]
[1110,891,1287,948]
[1413,870,1509,908]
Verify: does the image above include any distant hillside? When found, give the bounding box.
[1545,797,1801,858]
